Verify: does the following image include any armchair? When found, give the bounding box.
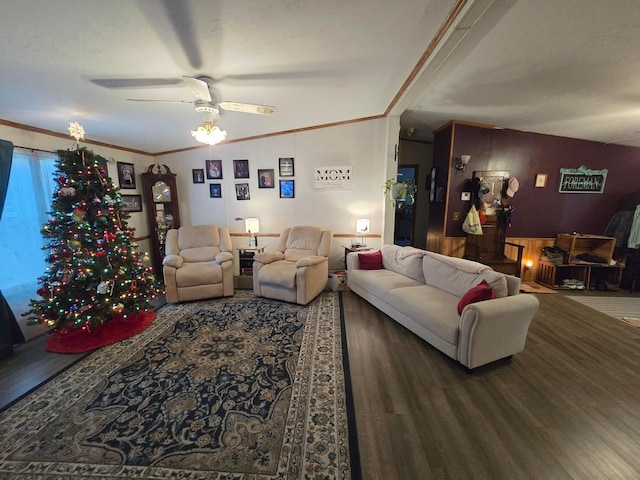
[253,225,333,305]
[163,225,234,303]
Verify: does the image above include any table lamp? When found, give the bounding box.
[355,218,370,247]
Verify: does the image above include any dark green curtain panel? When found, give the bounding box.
[0,139,25,360]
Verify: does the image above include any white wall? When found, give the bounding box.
[1,117,395,272]
[155,118,391,270]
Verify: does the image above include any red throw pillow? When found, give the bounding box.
[457,279,496,315]
[358,250,383,270]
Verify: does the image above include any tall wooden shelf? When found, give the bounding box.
[537,234,623,290]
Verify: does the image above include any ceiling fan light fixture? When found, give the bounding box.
[191,122,227,145]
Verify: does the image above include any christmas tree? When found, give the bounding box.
[27,147,161,332]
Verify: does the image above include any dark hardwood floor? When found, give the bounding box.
[1,290,639,479]
[343,290,640,480]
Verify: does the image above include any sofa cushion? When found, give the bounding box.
[180,246,220,263]
[422,252,508,298]
[381,245,426,282]
[177,225,221,250]
[176,262,223,287]
[348,268,422,299]
[457,280,496,314]
[359,250,383,270]
[386,285,461,345]
[258,260,296,288]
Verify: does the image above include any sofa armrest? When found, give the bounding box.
[458,294,540,369]
[296,255,327,268]
[163,254,184,268]
[254,251,284,264]
[215,251,233,264]
[346,252,360,271]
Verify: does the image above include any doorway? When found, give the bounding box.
[394,165,417,246]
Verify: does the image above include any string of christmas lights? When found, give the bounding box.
[27,147,162,332]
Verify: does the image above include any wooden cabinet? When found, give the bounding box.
[537,234,623,290]
[140,164,180,277]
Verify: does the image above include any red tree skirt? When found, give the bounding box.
[46,310,156,354]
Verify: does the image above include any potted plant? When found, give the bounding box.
[383,176,415,208]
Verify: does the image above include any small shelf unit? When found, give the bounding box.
[537,234,624,290]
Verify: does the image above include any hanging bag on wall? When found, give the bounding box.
[462,205,483,235]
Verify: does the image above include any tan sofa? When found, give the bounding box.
[253,225,333,305]
[347,245,540,370]
[162,225,234,303]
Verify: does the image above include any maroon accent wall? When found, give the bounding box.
[440,123,640,238]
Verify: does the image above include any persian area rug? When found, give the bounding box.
[0,291,358,479]
[566,295,640,323]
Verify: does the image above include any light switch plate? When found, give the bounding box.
[461,191,471,201]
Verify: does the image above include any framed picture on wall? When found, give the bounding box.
[209,183,222,198]
[117,161,136,189]
[206,159,222,179]
[535,173,547,188]
[235,183,250,200]
[192,168,205,184]
[233,159,250,179]
[279,157,294,177]
[121,194,142,212]
[280,179,295,198]
[258,169,275,188]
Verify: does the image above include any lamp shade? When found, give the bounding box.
[245,218,260,234]
[356,218,370,234]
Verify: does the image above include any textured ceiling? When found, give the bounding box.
[1,0,640,154]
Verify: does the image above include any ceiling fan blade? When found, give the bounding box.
[219,102,277,115]
[182,76,212,101]
[126,99,193,104]
[91,78,183,89]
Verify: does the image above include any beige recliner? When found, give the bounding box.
[253,225,333,305]
[162,225,234,303]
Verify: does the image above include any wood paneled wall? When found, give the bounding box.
[426,233,555,282]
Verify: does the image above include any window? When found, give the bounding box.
[0,149,57,290]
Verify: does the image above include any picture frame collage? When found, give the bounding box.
[193,157,296,200]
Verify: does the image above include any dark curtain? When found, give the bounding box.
[0,139,25,360]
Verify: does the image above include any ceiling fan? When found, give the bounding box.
[127,75,277,116]
[126,75,276,145]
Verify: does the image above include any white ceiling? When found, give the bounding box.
[2,0,640,154]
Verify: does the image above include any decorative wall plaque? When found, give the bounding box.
[558,166,608,193]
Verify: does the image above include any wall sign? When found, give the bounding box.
[558,166,608,193]
[314,165,352,191]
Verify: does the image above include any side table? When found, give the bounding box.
[236,245,266,275]
[342,244,373,267]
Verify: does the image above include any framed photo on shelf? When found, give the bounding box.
[206,159,222,179]
[235,182,250,200]
[279,157,294,177]
[120,194,142,212]
[209,183,222,198]
[535,173,548,188]
[233,159,250,179]
[258,168,275,188]
[116,161,136,189]
[279,179,295,198]
[192,168,205,184]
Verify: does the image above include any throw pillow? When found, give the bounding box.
[359,250,383,270]
[457,279,496,315]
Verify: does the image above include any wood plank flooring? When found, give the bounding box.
[342,290,640,480]
[1,291,639,479]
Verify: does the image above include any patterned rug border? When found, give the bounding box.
[0,291,358,479]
